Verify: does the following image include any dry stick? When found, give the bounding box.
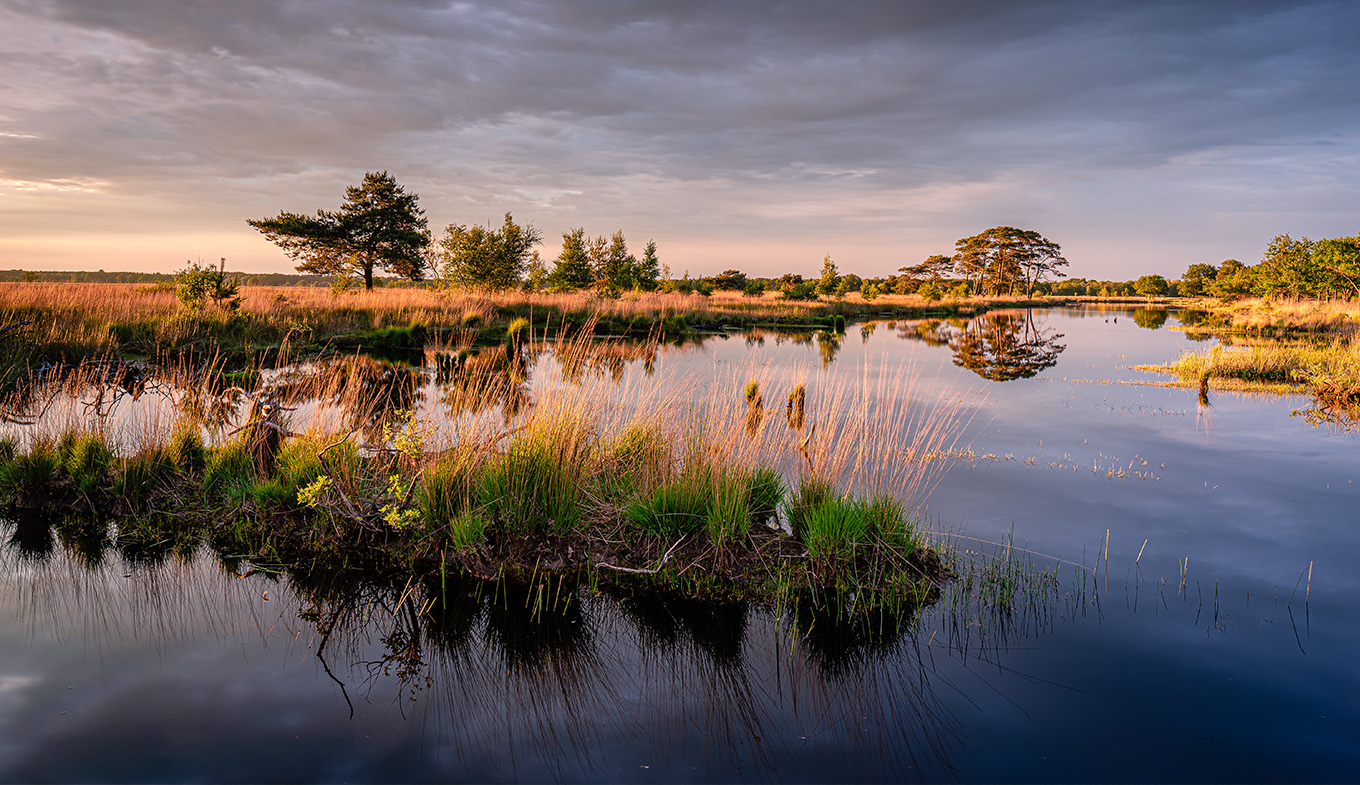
[317,438,367,525]
[1287,563,1310,606]
[596,537,687,574]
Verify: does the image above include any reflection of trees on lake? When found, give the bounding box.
[892,312,1065,381]
[816,330,844,367]
[1131,308,1169,330]
[948,312,1065,382]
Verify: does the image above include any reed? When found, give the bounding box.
[0,318,973,605]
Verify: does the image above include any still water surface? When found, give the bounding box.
[2,307,1357,782]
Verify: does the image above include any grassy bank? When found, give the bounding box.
[1137,333,1360,427]
[0,335,968,607]
[0,282,1059,372]
[1178,297,1360,336]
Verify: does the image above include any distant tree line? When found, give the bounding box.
[1169,233,1360,300]
[249,171,667,295]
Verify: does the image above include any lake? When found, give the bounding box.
[2,306,1357,782]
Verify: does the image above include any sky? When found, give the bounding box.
[1,0,1358,281]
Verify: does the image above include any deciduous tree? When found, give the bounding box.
[951,227,1066,296]
[436,213,542,291]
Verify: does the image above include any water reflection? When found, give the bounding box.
[895,311,1066,382]
[3,520,975,781]
[1131,307,1170,330]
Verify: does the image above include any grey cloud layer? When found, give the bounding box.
[2,0,1358,272]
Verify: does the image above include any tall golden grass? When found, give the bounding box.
[1190,296,1360,333]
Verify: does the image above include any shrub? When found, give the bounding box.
[175,258,241,312]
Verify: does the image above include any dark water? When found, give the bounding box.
[3,307,1358,783]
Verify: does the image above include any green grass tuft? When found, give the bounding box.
[478,414,593,534]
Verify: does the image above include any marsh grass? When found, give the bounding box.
[1138,333,1360,427]
[0,282,1020,380]
[1183,296,1360,335]
[0,319,974,605]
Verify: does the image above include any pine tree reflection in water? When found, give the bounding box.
[896,311,1065,382]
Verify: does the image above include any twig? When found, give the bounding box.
[596,537,686,574]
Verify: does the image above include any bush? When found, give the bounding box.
[175,258,241,312]
[780,281,819,301]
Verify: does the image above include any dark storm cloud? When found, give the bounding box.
[2,0,1358,273]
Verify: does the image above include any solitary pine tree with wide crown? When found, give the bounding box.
[248,171,430,290]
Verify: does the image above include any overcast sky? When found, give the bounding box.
[1,0,1357,280]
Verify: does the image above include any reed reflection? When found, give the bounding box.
[3,516,972,780]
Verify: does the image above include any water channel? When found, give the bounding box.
[2,306,1357,782]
